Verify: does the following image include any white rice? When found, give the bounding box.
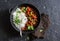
[12,8,28,29]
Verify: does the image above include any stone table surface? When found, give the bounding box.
[0,0,60,41]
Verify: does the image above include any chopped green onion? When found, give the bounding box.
[28,26,34,30]
[14,18,20,24]
[28,26,31,30]
[22,7,27,13]
[31,26,34,30]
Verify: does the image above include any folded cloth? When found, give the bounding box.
[32,13,50,39]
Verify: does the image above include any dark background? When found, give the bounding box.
[0,0,60,41]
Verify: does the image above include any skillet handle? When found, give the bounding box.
[9,7,13,14]
[9,5,17,13]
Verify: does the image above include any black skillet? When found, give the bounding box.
[9,3,40,41]
[9,3,40,33]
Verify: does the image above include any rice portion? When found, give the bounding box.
[13,8,28,29]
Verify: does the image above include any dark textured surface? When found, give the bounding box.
[0,0,60,41]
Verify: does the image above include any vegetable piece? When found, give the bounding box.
[32,14,37,19]
[26,22,30,26]
[30,26,34,30]
[28,21,33,25]
[28,17,31,20]
[26,7,32,16]
[28,26,30,30]
[27,7,31,12]
[30,11,33,15]
[31,19,37,25]
[30,22,33,26]
[26,11,30,15]
[28,11,33,16]
[33,21,36,25]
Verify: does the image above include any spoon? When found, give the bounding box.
[18,25,22,37]
[20,28,22,37]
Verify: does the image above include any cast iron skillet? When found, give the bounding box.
[9,3,40,34]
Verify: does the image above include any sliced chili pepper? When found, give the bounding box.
[27,7,31,12]
[32,14,37,19]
